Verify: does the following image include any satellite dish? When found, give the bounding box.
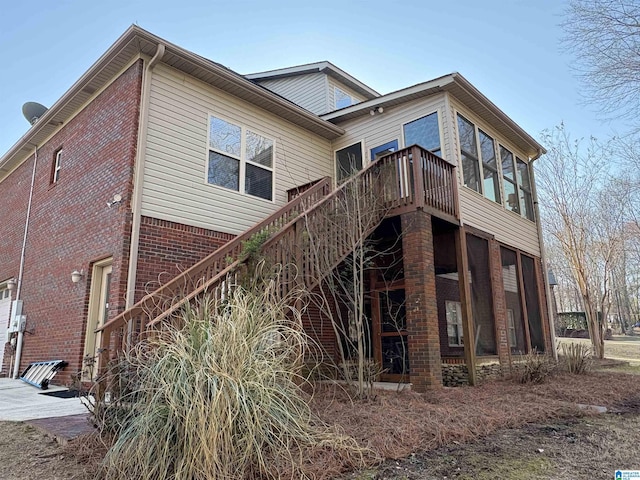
[22,102,48,125]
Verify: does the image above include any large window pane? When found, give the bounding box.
[245,163,272,200]
[504,180,519,213]
[208,151,239,190]
[209,116,241,157]
[519,188,534,220]
[462,153,480,192]
[479,130,496,168]
[457,114,477,156]
[336,142,363,182]
[483,168,501,203]
[516,158,530,189]
[404,112,441,153]
[246,131,273,167]
[500,146,515,181]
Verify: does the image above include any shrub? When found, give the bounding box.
[559,342,592,374]
[99,282,365,479]
[513,351,556,384]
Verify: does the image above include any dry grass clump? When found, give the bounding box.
[512,351,556,384]
[558,342,592,374]
[98,283,368,480]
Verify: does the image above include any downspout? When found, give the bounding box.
[12,144,38,379]
[529,149,558,361]
[125,44,165,308]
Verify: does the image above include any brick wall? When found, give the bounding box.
[401,210,441,391]
[134,216,235,301]
[0,60,143,383]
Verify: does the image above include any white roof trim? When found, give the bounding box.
[321,73,546,157]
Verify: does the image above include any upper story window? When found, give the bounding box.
[207,115,274,201]
[335,142,363,182]
[457,114,480,192]
[51,148,62,184]
[501,146,519,214]
[334,87,354,109]
[458,113,535,222]
[516,157,534,221]
[457,114,500,204]
[403,112,441,157]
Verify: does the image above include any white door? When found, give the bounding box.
[83,262,112,380]
[0,288,12,372]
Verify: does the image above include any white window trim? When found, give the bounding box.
[333,140,365,185]
[52,149,62,183]
[401,109,445,158]
[204,113,276,203]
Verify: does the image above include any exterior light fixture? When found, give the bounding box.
[71,270,84,283]
[6,278,17,291]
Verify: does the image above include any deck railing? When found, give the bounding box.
[96,145,458,372]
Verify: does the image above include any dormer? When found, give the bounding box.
[246,61,380,115]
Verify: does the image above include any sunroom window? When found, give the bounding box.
[207,115,274,201]
[500,146,519,214]
[403,112,441,157]
[457,114,480,193]
[516,158,534,221]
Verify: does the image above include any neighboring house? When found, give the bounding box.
[0,26,551,390]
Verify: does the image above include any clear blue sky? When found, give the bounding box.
[0,0,629,156]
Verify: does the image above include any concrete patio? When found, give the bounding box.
[0,378,89,421]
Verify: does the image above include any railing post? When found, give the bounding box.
[411,146,425,209]
[96,325,112,401]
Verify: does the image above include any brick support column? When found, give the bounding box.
[489,239,511,371]
[401,210,442,391]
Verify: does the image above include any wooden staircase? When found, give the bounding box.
[96,145,458,373]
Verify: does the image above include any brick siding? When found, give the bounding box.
[401,210,442,391]
[0,60,143,383]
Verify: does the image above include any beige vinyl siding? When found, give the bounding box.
[142,64,333,235]
[327,77,366,112]
[449,96,541,256]
[257,73,327,114]
[332,94,447,163]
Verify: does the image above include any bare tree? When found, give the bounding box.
[301,159,398,399]
[537,124,626,358]
[562,0,640,124]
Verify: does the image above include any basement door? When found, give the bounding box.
[0,287,11,372]
[371,287,409,382]
[83,261,112,380]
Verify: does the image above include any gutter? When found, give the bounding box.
[529,148,558,361]
[11,144,38,378]
[125,43,166,309]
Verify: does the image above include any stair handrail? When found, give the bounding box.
[144,146,419,328]
[97,176,331,334]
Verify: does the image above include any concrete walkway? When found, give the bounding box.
[0,378,89,421]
